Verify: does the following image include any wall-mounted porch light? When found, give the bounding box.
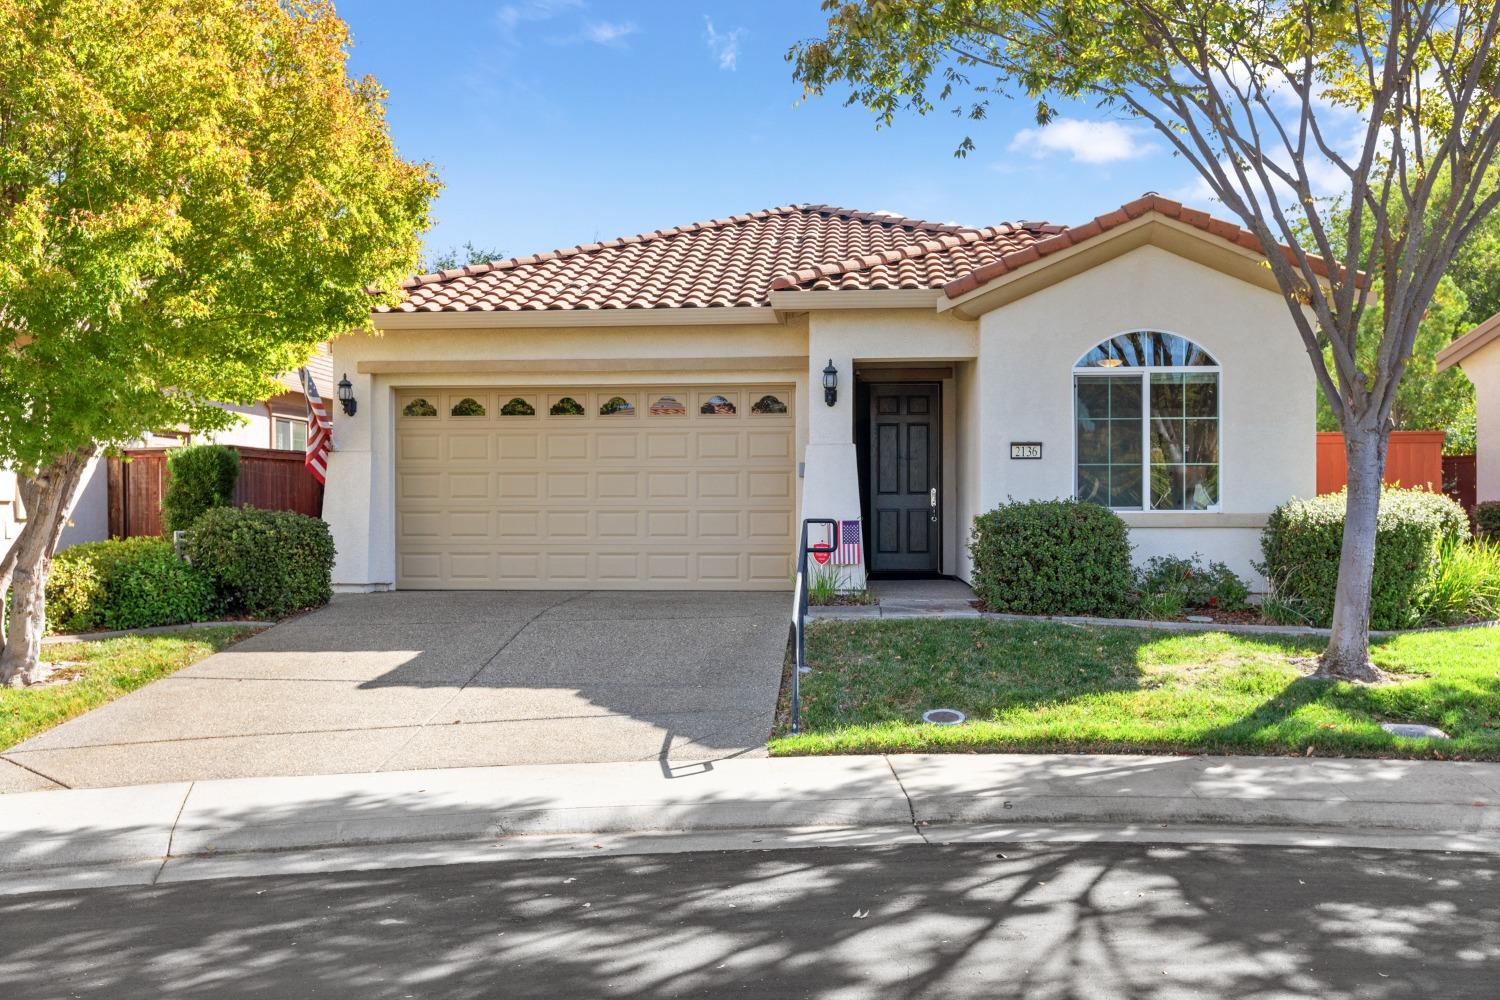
[822,359,839,407]
[337,373,357,417]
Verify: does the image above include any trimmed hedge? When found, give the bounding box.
[1478,501,1500,541]
[46,538,216,632]
[184,506,334,619]
[969,498,1133,616]
[1259,488,1470,629]
[161,445,240,535]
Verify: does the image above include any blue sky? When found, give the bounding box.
[342,1,1212,264]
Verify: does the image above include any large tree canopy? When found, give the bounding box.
[792,1,1500,679]
[0,0,438,682]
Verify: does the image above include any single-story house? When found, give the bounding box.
[1437,309,1500,505]
[324,194,1316,593]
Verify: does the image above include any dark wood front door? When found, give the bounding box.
[868,383,941,574]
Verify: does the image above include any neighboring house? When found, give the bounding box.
[1437,310,1500,506]
[0,349,332,561]
[324,195,1316,593]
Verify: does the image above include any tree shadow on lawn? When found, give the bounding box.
[797,619,1500,758]
[3,832,1495,999]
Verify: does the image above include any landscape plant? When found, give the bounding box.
[161,445,241,535]
[792,0,1500,680]
[1260,488,1470,629]
[969,498,1133,616]
[184,507,335,619]
[47,538,216,632]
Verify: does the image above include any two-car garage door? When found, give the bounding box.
[395,386,796,589]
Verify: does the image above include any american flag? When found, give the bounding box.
[835,519,862,565]
[300,367,332,485]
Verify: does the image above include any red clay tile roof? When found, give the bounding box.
[381,195,1333,313]
[382,204,987,313]
[942,193,1339,300]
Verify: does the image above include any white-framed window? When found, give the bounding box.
[1073,331,1221,511]
[273,416,308,451]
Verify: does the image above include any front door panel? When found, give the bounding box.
[869,384,941,573]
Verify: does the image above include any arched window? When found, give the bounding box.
[1074,332,1220,511]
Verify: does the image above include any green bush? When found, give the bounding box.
[969,498,1133,616]
[1259,488,1470,629]
[1135,554,1251,614]
[185,506,334,618]
[1477,501,1500,541]
[161,445,240,534]
[46,538,216,632]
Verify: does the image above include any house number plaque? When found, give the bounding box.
[1009,442,1043,460]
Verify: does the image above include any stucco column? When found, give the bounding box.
[325,369,394,591]
[799,337,866,589]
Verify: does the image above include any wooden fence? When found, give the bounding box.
[107,446,323,539]
[1443,453,1478,514]
[1315,431,1446,495]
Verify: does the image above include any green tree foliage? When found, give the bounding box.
[424,242,506,273]
[1315,276,1478,453]
[0,0,438,681]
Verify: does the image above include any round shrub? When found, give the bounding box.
[1259,487,1470,629]
[185,506,335,619]
[47,538,215,632]
[969,498,1134,616]
[1477,501,1500,541]
[162,445,240,535]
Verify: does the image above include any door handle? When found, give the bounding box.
[929,487,938,522]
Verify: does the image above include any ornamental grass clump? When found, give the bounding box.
[1260,488,1470,630]
[969,498,1133,616]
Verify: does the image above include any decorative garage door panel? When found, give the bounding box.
[395,387,795,589]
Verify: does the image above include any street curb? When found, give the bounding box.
[2,754,1497,882]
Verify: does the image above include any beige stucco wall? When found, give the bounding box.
[1460,342,1500,503]
[326,318,810,589]
[973,243,1316,587]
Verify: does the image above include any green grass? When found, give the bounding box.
[771,619,1500,760]
[1,626,257,750]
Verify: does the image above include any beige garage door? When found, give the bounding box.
[395,386,796,589]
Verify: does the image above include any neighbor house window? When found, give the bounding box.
[1074,332,1220,511]
[273,416,308,451]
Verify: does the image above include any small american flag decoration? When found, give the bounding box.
[834,519,862,565]
[300,367,332,486]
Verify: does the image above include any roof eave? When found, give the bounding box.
[371,306,783,330]
[768,288,945,313]
[939,213,1313,319]
[1436,310,1500,371]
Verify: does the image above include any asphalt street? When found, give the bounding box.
[2,841,1496,999]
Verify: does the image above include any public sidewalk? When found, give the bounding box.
[3,753,1498,893]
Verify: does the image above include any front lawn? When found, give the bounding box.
[771,619,1500,760]
[1,626,256,750]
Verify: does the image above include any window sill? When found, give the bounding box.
[1117,512,1269,529]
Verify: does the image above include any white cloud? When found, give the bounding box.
[496,0,582,32]
[704,17,745,70]
[1009,118,1157,165]
[580,21,637,46]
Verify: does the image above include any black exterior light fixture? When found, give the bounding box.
[822,359,839,407]
[337,373,357,417]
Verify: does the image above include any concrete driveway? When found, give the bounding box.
[2,591,791,790]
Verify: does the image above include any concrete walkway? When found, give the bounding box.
[2,590,791,791]
[4,753,1496,891]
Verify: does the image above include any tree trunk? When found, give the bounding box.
[0,448,97,687]
[1317,425,1387,683]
